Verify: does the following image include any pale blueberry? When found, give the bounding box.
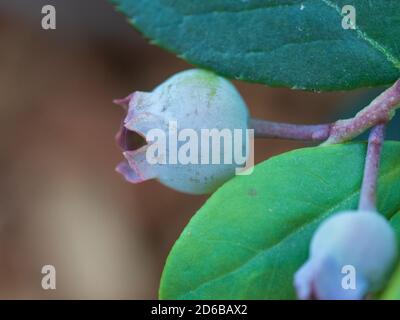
[295,210,398,300]
[114,69,250,194]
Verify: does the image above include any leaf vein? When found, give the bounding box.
[320,0,400,71]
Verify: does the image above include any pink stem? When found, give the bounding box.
[358,124,386,212]
[250,119,331,141]
[251,80,400,145]
[323,80,400,145]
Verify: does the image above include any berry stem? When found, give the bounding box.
[250,118,331,141]
[358,124,386,212]
[322,79,400,145]
[251,79,400,144]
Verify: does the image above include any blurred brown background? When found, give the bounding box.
[0,0,362,299]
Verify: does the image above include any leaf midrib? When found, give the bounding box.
[162,0,400,72]
[320,0,400,71]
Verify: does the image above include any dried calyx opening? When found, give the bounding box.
[114,93,147,152]
[115,125,147,152]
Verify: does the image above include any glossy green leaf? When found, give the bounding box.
[111,0,400,91]
[159,142,400,299]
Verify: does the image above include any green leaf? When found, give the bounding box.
[111,0,400,91]
[381,211,400,300]
[159,142,400,299]
[382,266,400,299]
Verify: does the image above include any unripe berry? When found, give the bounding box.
[114,69,250,194]
[295,210,398,300]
